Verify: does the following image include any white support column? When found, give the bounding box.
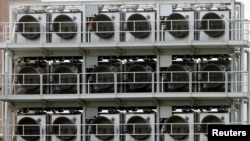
[156,55,160,93]
[241,49,247,93]
[248,98,250,123]
[240,99,246,123]
[3,102,13,141]
[3,51,14,141]
[82,106,87,141]
[156,104,160,141]
[82,55,86,94]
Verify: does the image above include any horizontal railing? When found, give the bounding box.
[1,122,249,141]
[0,19,249,44]
[0,71,249,95]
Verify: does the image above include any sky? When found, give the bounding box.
[237,0,250,20]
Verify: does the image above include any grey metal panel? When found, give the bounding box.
[199,112,230,141]
[16,13,49,44]
[86,5,99,17]
[159,4,172,17]
[199,10,230,41]
[124,11,156,43]
[124,113,155,141]
[51,12,82,43]
[162,113,194,141]
[90,113,122,141]
[50,114,82,141]
[16,114,48,141]
[163,11,195,42]
[88,12,121,43]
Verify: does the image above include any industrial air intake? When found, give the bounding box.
[16,117,41,141]
[52,65,77,94]
[88,65,116,93]
[165,64,189,90]
[201,12,225,37]
[127,14,151,38]
[162,115,189,140]
[52,14,77,39]
[17,66,42,94]
[201,63,225,89]
[126,116,152,140]
[91,14,115,39]
[51,116,77,140]
[17,15,40,40]
[200,115,224,136]
[165,13,189,38]
[126,64,152,91]
[90,116,115,140]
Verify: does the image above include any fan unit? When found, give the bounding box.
[16,64,48,95]
[125,64,152,92]
[199,112,229,141]
[200,63,225,92]
[51,12,82,43]
[161,113,194,141]
[124,113,155,141]
[199,11,229,41]
[16,13,49,43]
[51,64,78,94]
[16,114,48,141]
[89,113,122,141]
[50,114,82,141]
[88,65,117,93]
[165,64,190,92]
[163,12,194,42]
[88,13,121,43]
[124,12,155,42]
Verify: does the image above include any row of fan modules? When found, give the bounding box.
[14,59,230,95]
[15,4,232,44]
[15,111,230,141]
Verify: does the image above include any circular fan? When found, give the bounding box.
[165,13,189,38]
[164,115,189,140]
[18,15,40,39]
[201,115,223,136]
[91,116,114,140]
[17,117,40,141]
[53,14,77,39]
[201,13,225,37]
[92,14,115,39]
[127,116,151,140]
[89,65,115,91]
[17,66,40,90]
[201,64,224,88]
[166,64,189,89]
[127,64,152,89]
[53,66,77,90]
[52,117,77,140]
[127,14,151,38]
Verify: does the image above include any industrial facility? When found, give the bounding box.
[0,0,249,141]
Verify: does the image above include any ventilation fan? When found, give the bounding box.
[88,65,116,93]
[126,64,152,91]
[125,12,155,42]
[90,116,114,140]
[201,63,225,89]
[199,11,229,41]
[16,13,49,43]
[52,65,77,94]
[166,64,189,90]
[51,13,82,43]
[92,14,115,39]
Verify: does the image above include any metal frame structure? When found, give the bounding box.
[0,0,249,141]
